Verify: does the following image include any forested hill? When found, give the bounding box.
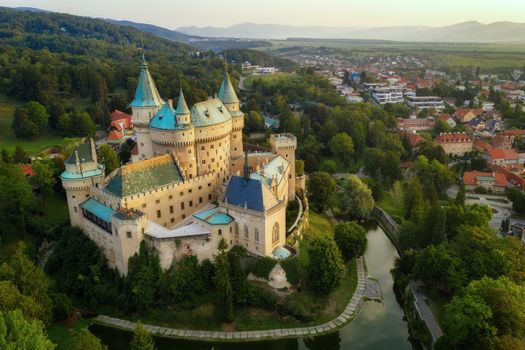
[0,7,237,112]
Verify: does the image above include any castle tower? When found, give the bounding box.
[270,134,297,200]
[130,55,164,161]
[60,139,105,227]
[111,209,148,275]
[174,89,197,179]
[218,70,244,160]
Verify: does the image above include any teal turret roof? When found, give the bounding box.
[217,71,239,104]
[150,103,179,130]
[130,56,164,108]
[175,89,190,115]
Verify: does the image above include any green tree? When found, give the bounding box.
[295,159,305,177]
[342,175,374,219]
[0,243,53,327]
[98,144,120,176]
[299,135,323,171]
[0,164,34,236]
[12,101,49,139]
[441,294,497,349]
[424,203,447,245]
[0,310,55,350]
[213,238,233,322]
[127,242,162,312]
[71,110,95,137]
[308,235,344,295]
[334,222,367,261]
[13,146,28,164]
[168,255,203,304]
[307,172,336,212]
[31,159,56,195]
[72,329,108,350]
[320,159,337,174]
[463,277,525,337]
[329,132,354,165]
[455,183,466,206]
[130,322,156,350]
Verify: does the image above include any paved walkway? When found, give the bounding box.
[93,257,366,341]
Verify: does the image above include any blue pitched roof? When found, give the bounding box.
[149,103,186,130]
[80,198,115,223]
[193,207,234,225]
[130,58,164,108]
[225,176,264,212]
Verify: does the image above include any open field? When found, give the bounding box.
[256,39,525,70]
[0,94,67,155]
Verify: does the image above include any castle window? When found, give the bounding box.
[244,225,249,239]
[198,186,202,190]
[211,145,214,149]
[156,199,160,204]
[170,205,174,214]
[230,227,232,233]
[72,195,76,199]
[127,231,132,238]
[169,195,173,199]
[115,229,118,236]
[73,206,77,213]
[142,228,145,234]
[255,228,259,242]
[157,210,161,218]
[142,203,147,208]
[182,214,186,219]
[202,160,206,165]
[188,189,192,193]
[272,223,280,243]
[218,229,222,235]
[188,149,192,154]
[208,194,212,200]
[199,197,202,203]
[211,158,215,162]
[171,218,175,223]
[181,202,185,210]
[208,183,211,187]
[179,192,183,196]
[201,146,205,150]
[189,200,193,207]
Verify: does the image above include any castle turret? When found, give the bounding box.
[111,209,148,275]
[270,134,297,200]
[130,55,164,161]
[175,88,191,125]
[218,70,244,159]
[60,139,105,227]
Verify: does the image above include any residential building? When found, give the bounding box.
[405,96,445,110]
[397,117,435,131]
[434,132,473,156]
[438,113,456,128]
[463,171,506,193]
[486,148,519,166]
[453,108,484,124]
[371,86,404,105]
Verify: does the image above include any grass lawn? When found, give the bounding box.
[377,190,406,220]
[242,72,293,90]
[0,94,66,155]
[49,316,90,350]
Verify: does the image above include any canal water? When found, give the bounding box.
[91,223,412,349]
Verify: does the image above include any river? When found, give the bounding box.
[91,223,412,349]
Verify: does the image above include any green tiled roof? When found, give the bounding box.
[80,198,115,223]
[65,143,93,165]
[130,57,164,108]
[190,98,232,127]
[104,155,183,197]
[193,206,234,225]
[217,71,239,104]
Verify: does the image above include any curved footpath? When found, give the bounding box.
[92,257,366,342]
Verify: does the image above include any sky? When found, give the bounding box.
[1,0,524,28]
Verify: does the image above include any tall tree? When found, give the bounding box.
[334,222,368,261]
[213,238,233,322]
[342,175,374,219]
[308,235,344,295]
[72,329,108,350]
[31,159,56,195]
[455,183,466,206]
[98,144,120,176]
[329,132,354,165]
[130,322,156,350]
[307,172,336,212]
[0,310,55,350]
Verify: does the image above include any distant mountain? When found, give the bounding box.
[14,7,50,13]
[177,21,525,43]
[106,19,192,43]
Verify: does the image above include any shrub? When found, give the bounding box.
[281,257,304,286]
[249,257,277,279]
[246,283,278,309]
[51,292,72,321]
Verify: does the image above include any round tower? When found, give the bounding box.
[130,55,164,161]
[60,139,105,227]
[173,89,197,178]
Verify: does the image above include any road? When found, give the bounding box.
[408,281,443,343]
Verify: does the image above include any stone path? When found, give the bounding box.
[92,257,366,342]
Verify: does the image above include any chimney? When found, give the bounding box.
[168,99,173,108]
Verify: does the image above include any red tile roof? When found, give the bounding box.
[20,164,33,177]
[463,171,506,187]
[487,148,519,160]
[435,132,473,144]
[107,130,123,141]
[111,110,131,122]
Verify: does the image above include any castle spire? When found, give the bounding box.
[130,54,164,108]
[175,88,190,116]
[217,67,239,104]
[243,149,250,181]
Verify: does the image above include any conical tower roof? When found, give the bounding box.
[175,89,190,115]
[218,70,239,104]
[130,55,164,108]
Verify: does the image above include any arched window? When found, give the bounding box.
[235,223,239,237]
[244,224,249,239]
[254,228,259,242]
[272,222,279,243]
